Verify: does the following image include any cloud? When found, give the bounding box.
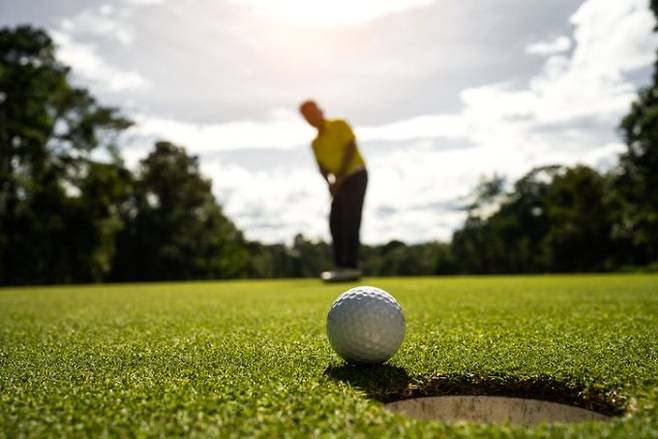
[197,143,472,244]
[201,161,328,244]
[233,0,436,27]
[50,3,155,93]
[114,0,658,244]
[239,0,654,243]
[571,0,658,73]
[60,6,134,45]
[52,31,151,92]
[526,36,572,55]
[196,134,627,245]
[473,0,658,130]
[358,115,467,142]
[133,109,314,152]
[121,0,164,4]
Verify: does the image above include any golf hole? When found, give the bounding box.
[385,395,611,425]
[324,366,625,425]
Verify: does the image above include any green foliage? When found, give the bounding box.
[0,26,252,285]
[242,238,456,278]
[452,166,616,273]
[289,234,333,277]
[244,242,298,278]
[464,174,506,213]
[1,275,657,436]
[616,2,658,263]
[362,241,456,276]
[0,26,132,285]
[109,141,249,281]
[542,167,616,271]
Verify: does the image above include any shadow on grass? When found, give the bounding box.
[324,365,626,416]
[324,363,413,402]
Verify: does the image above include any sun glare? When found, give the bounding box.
[238,0,435,27]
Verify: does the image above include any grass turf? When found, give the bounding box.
[1,275,657,437]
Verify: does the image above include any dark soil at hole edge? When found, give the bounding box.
[397,375,627,417]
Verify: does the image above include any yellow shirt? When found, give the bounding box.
[312,119,366,175]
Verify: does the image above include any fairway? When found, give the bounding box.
[1,275,657,437]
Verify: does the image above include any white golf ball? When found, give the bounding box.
[326,286,405,364]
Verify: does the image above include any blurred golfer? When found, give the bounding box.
[299,100,368,282]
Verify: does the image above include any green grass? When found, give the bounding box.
[1,275,657,437]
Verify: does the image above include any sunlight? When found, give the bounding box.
[237,0,435,27]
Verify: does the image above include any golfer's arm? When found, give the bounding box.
[336,141,356,180]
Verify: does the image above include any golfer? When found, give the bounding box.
[299,100,368,282]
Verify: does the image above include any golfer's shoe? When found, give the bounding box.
[321,268,362,283]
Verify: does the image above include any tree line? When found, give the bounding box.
[1,20,657,285]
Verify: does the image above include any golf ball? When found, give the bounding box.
[326,286,405,364]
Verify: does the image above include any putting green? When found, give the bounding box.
[1,275,657,437]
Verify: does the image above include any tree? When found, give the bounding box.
[542,166,615,272]
[360,241,455,276]
[0,26,132,285]
[288,234,332,277]
[452,166,561,273]
[451,166,615,274]
[110,141,249,281]
[616,0,658,264]
[463,174,507,219]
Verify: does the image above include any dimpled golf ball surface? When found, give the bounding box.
[326,286,405,364]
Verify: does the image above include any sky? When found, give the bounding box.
[2,0,657,244]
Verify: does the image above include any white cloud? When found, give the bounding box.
[571,0,658,73]
[193,132,628,245]
[133,110,470,154]
[202,162,327,244]
[60,7,134,45]
[52,31,151,92]
[501,0,655,128]
[134,109,314,152]
[121,0,164,4]
[526,36,572,55]
[234,0,436,27]
[358,115,467,142]
[49,2,158,93]
[119,0,658,244]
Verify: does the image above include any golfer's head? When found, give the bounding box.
[299,100,324,129]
